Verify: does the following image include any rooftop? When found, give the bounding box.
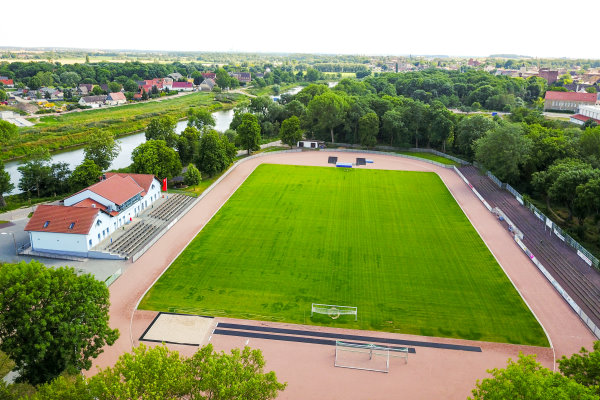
[25,205,98,234]
[80,175,144,205]
[545,91,598,102]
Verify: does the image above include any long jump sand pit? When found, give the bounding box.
[91,150,598,399]
[140,312,215,346]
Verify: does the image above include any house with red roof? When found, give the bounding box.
[25,173,161,257]
[544,91,599,112]
[106,92,126,105]
[171,81,194,91]
[570,105,600,126]
[0,77,14,87]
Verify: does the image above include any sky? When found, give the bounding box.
[4,0,599,59]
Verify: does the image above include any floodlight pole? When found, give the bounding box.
[0,232,17,256]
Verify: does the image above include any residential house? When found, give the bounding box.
[544,91,599,112]
[0,77,14,87]
[100,84,110,93]
[570,105,600,126]
[171,81,193,91]
[229,72,251,83]
[168,72,183,81]
[199,78,215,91]
[25,173,161,258]
[201,72,216,80]
[39,87,64,100]
[106,92,126,105]
[79,95,107,108]
[78,84,94,95]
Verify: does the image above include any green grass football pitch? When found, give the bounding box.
[139,164,548,346]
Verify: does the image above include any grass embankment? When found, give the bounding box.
[1,92,244,162]
[140,164,547,346]
[395,151,460,166]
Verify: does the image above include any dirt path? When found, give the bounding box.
[89,151,596,399]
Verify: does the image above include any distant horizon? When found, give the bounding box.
[3,46,599,62]
[8,0,600,59]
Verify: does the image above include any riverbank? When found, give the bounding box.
[1,92,243,162]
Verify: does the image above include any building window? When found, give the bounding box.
[43,221,50,228]
[69,222,75,230]
[98,233,100,239]
[89,239,92,246]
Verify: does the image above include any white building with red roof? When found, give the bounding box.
[171,81,194,91]
[544,91,599,112]
[570,105,600,126]
[25,173,161,257]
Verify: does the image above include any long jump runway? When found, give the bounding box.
[215,322,480,352]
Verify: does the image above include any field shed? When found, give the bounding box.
[297,140,325,149]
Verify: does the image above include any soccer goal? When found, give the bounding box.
[311,303,357,321]
[334,341,409,373]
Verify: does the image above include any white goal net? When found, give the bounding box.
[334,341,409,373]
[311,303,357,321]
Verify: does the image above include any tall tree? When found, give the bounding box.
[183,163,202,186]
[470,353,596,400]
[131,140,182,179]
[83,130,121,171]
[358,112,378,148]
[279,116,303,148]
[197,130,228,176]
[474,123,532,184]
[381,109,406,146]
[69,159,103,191]
[306,91,347,143]
[0,261,119,385]
[17,147,52,198]
[455,115,497,158]
[177,126,200,166]
[187,108,215,133]
[237,113,261,155]
[0,161,13,208]
[145,115,178,148]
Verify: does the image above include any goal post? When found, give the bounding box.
[311,303,357,321]
[334,341,409,373]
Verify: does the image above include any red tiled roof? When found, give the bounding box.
[108,92,126,101]
[25,205,98,234]
[0,79,13,85]
[545,91,597,102]
[571,114,600,124]
[84,175,144,205]
[104,172,156,194]
[172,82,193,88]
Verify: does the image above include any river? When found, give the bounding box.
[5,83,337,195]
[5,109,235,195]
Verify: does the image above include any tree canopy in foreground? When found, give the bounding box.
[0,261,118,385]
[9,343,286,400]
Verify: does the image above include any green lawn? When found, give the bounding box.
[140,164,547,346]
